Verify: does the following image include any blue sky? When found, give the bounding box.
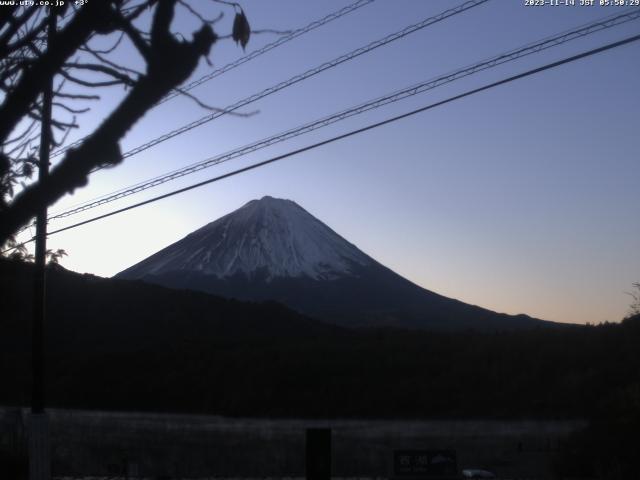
[25,0,640,325]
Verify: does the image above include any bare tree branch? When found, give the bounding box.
[0,6,38,56]
[0,2,119,143]
[54,91,101,101]
[52,102,91,115]
[80,43,144,77]
[173,86,258,116]
[63,62,138,86]
[0,1,218,243]
[179,1,224,26]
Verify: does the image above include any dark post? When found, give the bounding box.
[29,8,55,480]
[306,428,331,480]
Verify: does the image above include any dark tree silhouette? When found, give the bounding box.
[0,0,251,248]
[628,282,640,317]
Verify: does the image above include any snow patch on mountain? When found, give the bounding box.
[119,196,374,281]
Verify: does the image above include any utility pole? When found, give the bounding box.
[29,7,56,480]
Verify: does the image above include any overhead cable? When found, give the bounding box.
[49,0,491,163]
[49,0,376,158]
[47,8,640,221]
[7,32,632,251]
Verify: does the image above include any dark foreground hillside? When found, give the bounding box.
[1,258,639,421]
[2,259,640,477]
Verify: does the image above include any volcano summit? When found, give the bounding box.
[117,196,546,331]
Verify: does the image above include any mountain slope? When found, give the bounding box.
[119,196,373,281]
[0,258,343,355]
[117,196,550,331]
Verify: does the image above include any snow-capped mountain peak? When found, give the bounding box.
[117,196,548,331]
[119,196,374,281]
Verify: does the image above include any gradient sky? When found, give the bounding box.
[18,0,640,325]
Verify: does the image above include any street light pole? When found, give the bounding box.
[29,7,56,480]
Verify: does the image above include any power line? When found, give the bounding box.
[49,0,376,159]
[46,8,640,221]
[2,31,632,254]
[49,0,490,166]
[159,0,376,104]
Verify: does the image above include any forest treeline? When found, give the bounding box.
[1,258,638,421]
[3,258,639,477]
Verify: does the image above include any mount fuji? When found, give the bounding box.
[116,196,547,330]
